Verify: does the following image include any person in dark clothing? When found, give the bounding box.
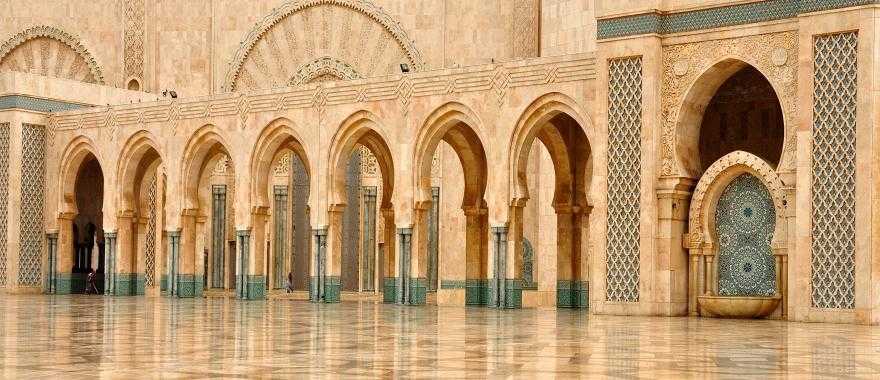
[85,268,99,294]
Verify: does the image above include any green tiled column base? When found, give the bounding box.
[242,275,266,300]
[160,274,168,292]
[323,276,341,303]
[55,273,84,295]
[309,276,320,302]
[407,277,427,305]
[176,274,198,298]
[383,277,397,303]
[503,279,522,309]
[557,280,589,308]
[465,279,489,306]
[113,273,146,296]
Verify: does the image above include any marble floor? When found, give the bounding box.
[0,295,879,379]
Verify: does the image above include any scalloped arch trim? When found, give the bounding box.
[0,25,105,84]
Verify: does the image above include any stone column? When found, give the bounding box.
[555,205,575,307]
[177,209,198,298]
[55,213,76,294]
[655,177,694,316]
[44,233,58,293]
[464,208,488,306]
[323,206,344,303]
[490,225,520,308]
[235,228,264,300]
[103,231,117,295]
[164,230,180,297]
[407,203,428,306]
[115,211,136,296]
[397,227,413,305]
[381,210,396,303]
[309,227,327,302]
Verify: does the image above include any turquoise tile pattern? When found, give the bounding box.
[0,95,89,112]
[598,0,880,39]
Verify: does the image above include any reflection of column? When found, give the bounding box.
[104,231,117,295]
[397,227,412,305]
[45,233,58,293]
[309,228,327,302]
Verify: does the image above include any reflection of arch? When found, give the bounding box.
[509,92,594,206]
[673,58,788,178]
[414,102,488,208]
[686,151,788,318]
[0,25,105,84]
[116,130,164,212]
[289,56,361,86]
[58,136,104,214]
[328,111,394,208]
[223,0,425,92]
[251,118,312,208]
[180,125,233,210]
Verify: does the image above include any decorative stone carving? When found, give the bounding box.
[289,56,362,86]
[223,0,425,92]
[0,25,105,84]
[359,146,379,179]
[512,0,540,58]
[123,0,146,90]
[213,154,230,175]
[273,152,291,176]
[661,32,797,177]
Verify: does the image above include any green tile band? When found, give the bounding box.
[557,280,589,309]
[408,277,427,306]
[383,277,397,303]
[465,279,489,306]
[323,276,341,303]
[439,280,467,289]
[598,0,879,39]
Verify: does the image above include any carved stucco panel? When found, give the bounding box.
[661,32,798,177]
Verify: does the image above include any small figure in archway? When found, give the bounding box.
[284,272,294,293]
[85,268,99,295]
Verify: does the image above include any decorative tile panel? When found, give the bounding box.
[811,31,857,309]
[521,238,535,289]
[715,174,776,296]
[605,57,642,303]
[18,124,45,286]
[0,123,8,286]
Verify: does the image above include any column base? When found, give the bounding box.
[309,276,321,302]
[557,280,589,308]
[113,273,147,296]
[465,279,489,306]
[407,277,427,306]
[241,275,266,300]
[323,276,341,303]
[488,279,522,309]
[55,273,87,295]
[175,274,204,298]
[383,277,397,303]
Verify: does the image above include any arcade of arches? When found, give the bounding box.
[0,0,877,329]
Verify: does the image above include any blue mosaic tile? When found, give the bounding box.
[0,95,89,112]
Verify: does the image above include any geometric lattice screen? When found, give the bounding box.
[605,57,642,302]
[145,174,158,287]
[0,123,9,286]
[811,32,857,309]
[18,124,45,286]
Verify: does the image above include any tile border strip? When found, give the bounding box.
[597,0,879,40]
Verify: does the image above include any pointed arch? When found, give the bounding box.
[58,136,104,214]
[116,130,164,213]
[250,117,312,208]
[179,125,233,210]
[327,110,394,209]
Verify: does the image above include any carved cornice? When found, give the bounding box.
[0,25,105,84]
[222,0,426,92]
[289,56,362,86]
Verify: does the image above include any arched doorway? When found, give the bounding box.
[250,121,312,298]
[116,133,166,296]
[177,126,237,298]
[325,112,395,303]
[56,139,105,295]
[680,62,789,318]
[510,102,592,309]
[414,103,488,306]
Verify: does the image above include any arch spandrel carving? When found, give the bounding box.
[223,0,425,92]
[686,151,787,250]
[0,25,105,84]
[661,32,797,178]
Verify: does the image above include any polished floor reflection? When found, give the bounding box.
[1,295,879,378]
